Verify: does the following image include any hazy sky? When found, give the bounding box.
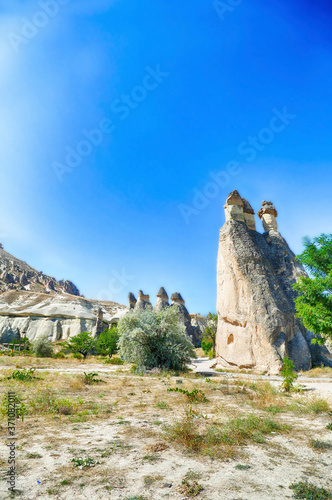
[0,0,332,314]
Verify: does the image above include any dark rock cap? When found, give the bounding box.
[258,201,278,219]
[226,190,244,206]
[157,287,168,299]
[138,290,150,301]
[171,292,185,304]
[242,198,255,215]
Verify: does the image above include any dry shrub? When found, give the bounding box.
[145,442,169,453]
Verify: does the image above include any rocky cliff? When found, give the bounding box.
[0,290,126,343]
[0,244,80,296]
[216,191,332,374]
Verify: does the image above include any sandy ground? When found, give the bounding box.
[0,357,331,500]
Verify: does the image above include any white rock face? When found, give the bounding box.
[0,290,125,342]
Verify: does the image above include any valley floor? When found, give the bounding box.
[0,356,332,500]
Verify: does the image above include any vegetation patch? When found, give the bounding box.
[289,481,332,499]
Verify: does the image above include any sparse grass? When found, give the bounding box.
[289,481,332,499]
[155,401,169,409]
[301,367,332,378]
[166,405,290,459]
[104,357,125,365]
[309,439,332,452]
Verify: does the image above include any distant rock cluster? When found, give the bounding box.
[116,288,207,347]
[216,190,332,374]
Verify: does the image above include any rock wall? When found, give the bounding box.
[0,290,126,343]
[216,191,332,374]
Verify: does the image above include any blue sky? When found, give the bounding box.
[0,0,332,314]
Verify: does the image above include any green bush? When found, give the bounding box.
[117,307,196,371]
[32,335,54,358]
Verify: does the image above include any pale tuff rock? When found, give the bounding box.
[242,198,256,231]
[216,191,332,374]
[258,201,278,232]
[190,314,208,345]
[134,290,152,311]
[154,287,169,312]
[224,190,244,223]
[171,292,200,346]
[0,290,125,343]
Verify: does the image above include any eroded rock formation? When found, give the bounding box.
[0,244,81,296]
[216,191,332,374]
[0,290,125,343]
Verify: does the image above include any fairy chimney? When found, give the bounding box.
[258,201,278,232]
[134,290,152,311]
[224,190,244,223]
[154,287,169,312]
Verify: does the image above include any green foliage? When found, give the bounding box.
[1,393,27,421]
[62,332,96,360]
[96,325,120,358]
[293,234,332,344]
[71,457,100,469]
[281,356,298,392]
[32,335,54,358]
[6,368,40,382]
[83,372,104,385]
[117,307,196,371]
[201,312,217,357]
[289,481,332,499]
[167,387,208,403]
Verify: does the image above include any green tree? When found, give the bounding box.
[117,307,196,371]
[201,313,218,358]
[96,325,120,358]
[293,234,332,345]
[63,331,96,360]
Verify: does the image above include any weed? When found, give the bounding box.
[235,464,252,470]
[71,457,100,468]
[326,423,332,431]
[180,476,204,497]
[60,479,72,486]
[167,387,208,403]
[281,357,298,392]
[27,452,42,459]
[83,372,105,385]
[289,481,332,499]
[6,368,41,382]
